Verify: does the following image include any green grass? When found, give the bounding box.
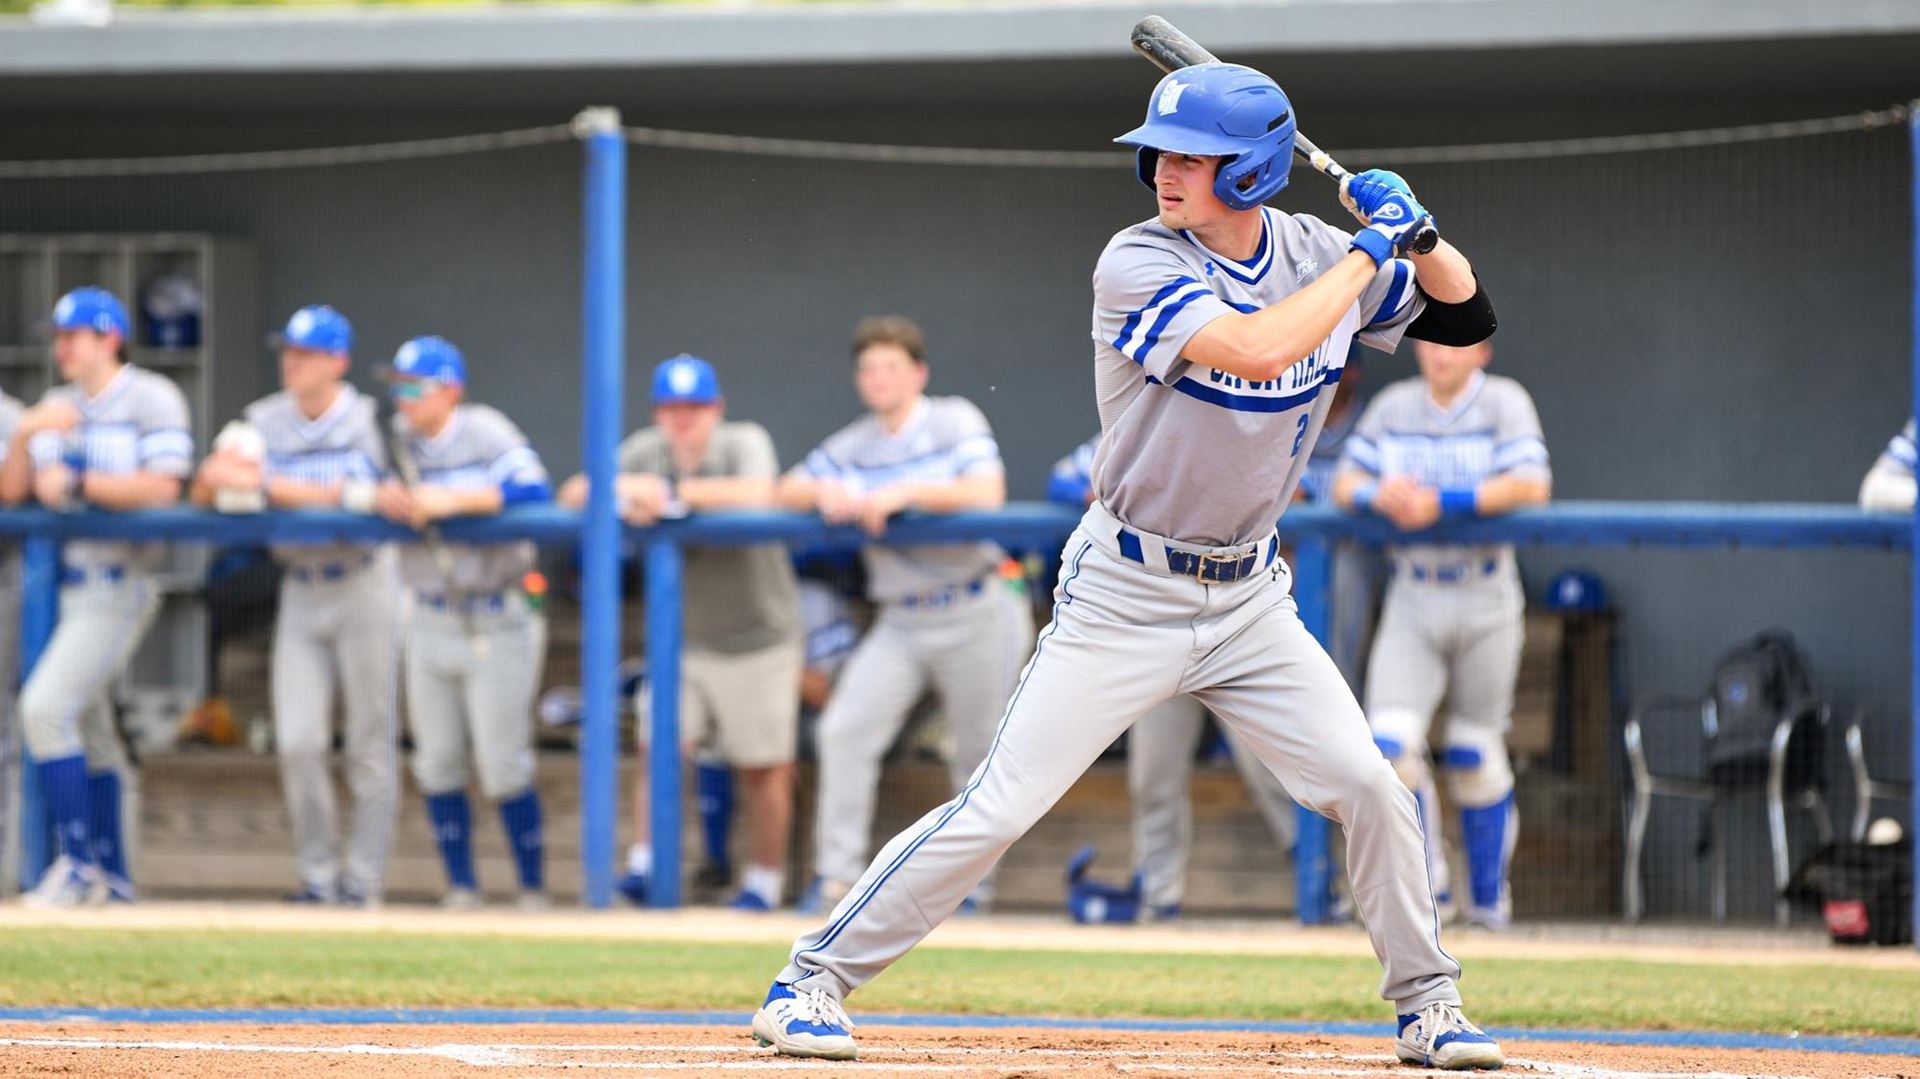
[0,929,1915,1037]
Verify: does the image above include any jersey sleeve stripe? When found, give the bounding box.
[1112,276,1200,356]
[1128,284,1214,365]
[802,448,844,480]
[137,429,195,462]
[1368,261,1411,327]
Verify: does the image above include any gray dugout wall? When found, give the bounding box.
[2,87,1911,919]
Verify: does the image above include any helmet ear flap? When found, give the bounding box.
[1213,152,1288,211]
[1135,147,1159,191]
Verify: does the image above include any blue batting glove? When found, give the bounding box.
[1347,186,1433,266]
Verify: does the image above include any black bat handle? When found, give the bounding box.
[1131,15,1218,71]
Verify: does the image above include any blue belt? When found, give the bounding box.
[59,565,126,586]
[898,578,987,610]
[1118,530,1279,584]
[288,556,374,585]
[418,591,507,613]
[1403,559,1499,584]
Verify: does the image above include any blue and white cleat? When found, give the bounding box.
[751,982,857,1060]
[20,857,105,909]
[100,872,139,905]
[616,871,649,907]
[1395,1002,1504,1070]
[728,890,775,913]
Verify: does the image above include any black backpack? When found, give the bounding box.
[1703,629,1820,787]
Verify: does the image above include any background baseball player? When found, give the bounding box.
[1,286,194,907]
[754,63,1505,1070]
[780,315,1033,915]
[1333,338,1551,931]
[1859,419,1915,510]
[376,336,552,911]
[190,305,398,906]
[1050,433,1296,921]
[0,387,25,892]
[559,354,802,912]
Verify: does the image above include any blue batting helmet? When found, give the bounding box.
[1114,63,1297,212]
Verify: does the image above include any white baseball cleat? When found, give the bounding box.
[1395,1001,1504,1070]
[21,857,106,909]
[515,891,551,914]
[751,982,857,1060]
[439,887,485,911]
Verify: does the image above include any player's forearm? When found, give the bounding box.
[267,478,355,510]
[84,471,183,510]
[555,473,589,509]
[899,473,1005,514]
[775,474,822,512]
[2,443,38,505]
[1407,239,1476,304]
[437,485,505,517]
[1186,252,1377,381]
[680,475,776,511]
[1330,469,1375,512]
[1472,475,1550,516]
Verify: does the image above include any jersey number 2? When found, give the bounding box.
[1291,413,1311,457]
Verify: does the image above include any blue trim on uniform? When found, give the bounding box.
[799,539,1095,962]
[1112,277,1199,356]
[1441,745,1483,769]
[1116,529,1143,564]
[1131,286,1213,365]
[1373,736,1403,760]
[1169,375,1325,414]
[1369,261,1411,327]
[1181,213,1273,285]
[4,1007,1913,1057]
[500,478,552,505]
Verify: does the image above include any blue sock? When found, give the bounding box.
[498,790,544,892]
[695,762,733,876]
[1460,792,1516,911]
[88,771,127,880]
[39,754,92,867]
[425,791,477,890]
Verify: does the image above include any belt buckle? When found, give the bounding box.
[1198,552,1247,583]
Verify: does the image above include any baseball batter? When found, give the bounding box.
[1859,419,1915,510]
[1333,340,1551,931]
[1051,434,1296,919]
[780,315,1033,914]
[2,287,193,907]
[375,336,552,911]
[190,305,398,906]
[754,64,1505,1069]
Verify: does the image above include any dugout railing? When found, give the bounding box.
[2,500,1909,934]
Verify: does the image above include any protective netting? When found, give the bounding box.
[0,105,1911,923]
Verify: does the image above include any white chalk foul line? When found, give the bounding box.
[0,1036,1836,1078]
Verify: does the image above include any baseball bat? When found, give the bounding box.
[1128,15,1440,255]
[386,410,484,652]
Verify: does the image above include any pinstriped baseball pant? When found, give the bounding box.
[780,503,1462,1014]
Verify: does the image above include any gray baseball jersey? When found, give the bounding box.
[1091,208,1422,546]
[618,422,799,653]
[1339,370,1549,930]
[797,396,1007,604]
[397,404,547,595]
[780,212,1465,1019]
[248,385,388,568]
[1338,371,1550,571]
[28,366,193,572]
[245,384,397,901]
[1874,420,1916,478]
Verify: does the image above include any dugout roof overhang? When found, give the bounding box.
[1,0,1917,143]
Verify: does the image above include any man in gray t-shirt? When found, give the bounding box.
[560,354,802,913]
[778,315,1033,915]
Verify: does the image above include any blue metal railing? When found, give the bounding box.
[3,500,1908,927]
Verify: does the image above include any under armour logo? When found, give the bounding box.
[1158,81,1190,116]
[1203,262,1217,277]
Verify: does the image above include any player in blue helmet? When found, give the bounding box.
[753,56,1504,1071]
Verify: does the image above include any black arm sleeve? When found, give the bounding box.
[1405,279,1496,346]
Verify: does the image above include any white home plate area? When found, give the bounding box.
[0,1023,1913,1079]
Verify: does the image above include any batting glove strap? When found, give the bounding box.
[1349,228,1396,267]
